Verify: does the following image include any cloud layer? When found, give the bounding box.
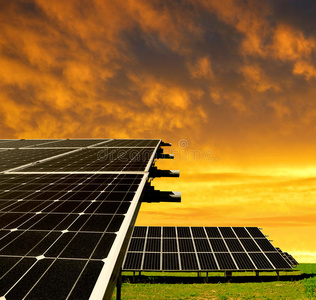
[1,1,316,146]
[1,0,316,262]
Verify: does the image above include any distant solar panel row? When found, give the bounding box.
[123,227,292,271]
[0,139,163,300]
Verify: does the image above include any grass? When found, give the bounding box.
[111,264,316,300]
[303,276,316,299]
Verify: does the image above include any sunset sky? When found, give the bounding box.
[1,0,316,262]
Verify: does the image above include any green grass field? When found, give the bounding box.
[111,264,316,299]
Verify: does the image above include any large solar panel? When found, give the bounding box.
[0,139,165,299]
[123,227,294,271]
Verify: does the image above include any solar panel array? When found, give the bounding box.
[123,226,293,271]
[0,139,162,299]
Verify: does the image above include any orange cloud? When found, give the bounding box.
[272,24,316,61]
[1,0,316,261]
[197,0,271,56]
[240,64,281,93]
[293,60,316,80]
[188,57,214,79]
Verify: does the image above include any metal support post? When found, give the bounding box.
[116,270,122,300]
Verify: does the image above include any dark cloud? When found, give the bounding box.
[1,0,316,261]
[271,0,316,36]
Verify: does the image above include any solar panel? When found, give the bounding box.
[0,138,168,299]
[123,227,294,272]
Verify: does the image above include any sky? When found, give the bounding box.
[1,0,316,262]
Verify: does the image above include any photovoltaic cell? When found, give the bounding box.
[219,227,236,238]
[215,253,237,269]
[177,227,191,238]
[194,239,211,252]
[233,227,251,238]
[123,226,294,272]
[180,253,198,270]
[232,253,255,270]
[198,253,218,270]
[148,227,161,238]
[205,227,221,238]
[163,253,179,270]
[210,239,228,252]
[225,239,244,252]
[145,239,161,252]
[178,239,195,252]
[265,253,292,269]
[132,226,147,237]
[240,239,261,252]
[124,252,143,270]
[247,227,266,238]
[143,253,160,270]
[254,239,276,251]
[163,227,176,238]
[249,253,274,269]
[191,227,206,238]
[163,239,178,252]
[129,238,145,252]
